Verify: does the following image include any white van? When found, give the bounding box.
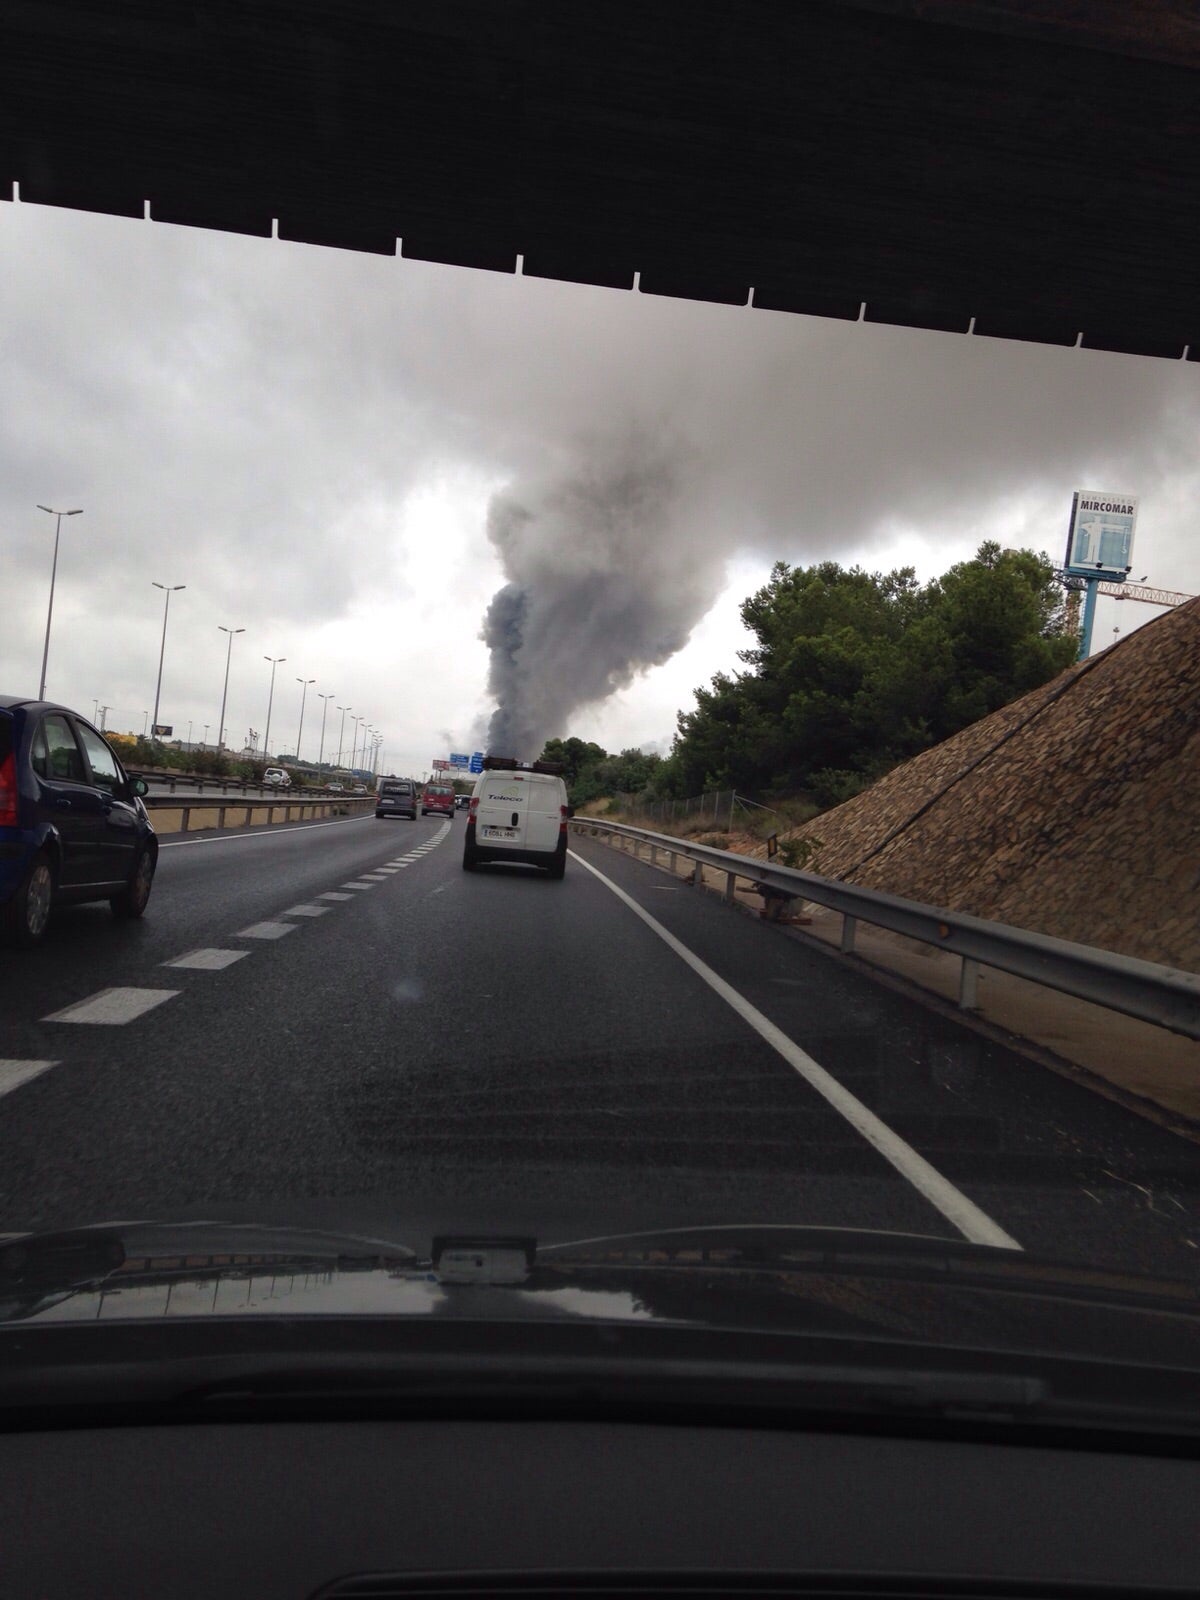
[462,759,571,878]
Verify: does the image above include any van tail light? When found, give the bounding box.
[0,751,18,828]
[468,797,480,823]
[560,804,570,834]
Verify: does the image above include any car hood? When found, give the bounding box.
[2,1219,1197,1357]
[3,1220,1200,1433]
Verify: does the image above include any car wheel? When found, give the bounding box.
[110,845,155,920]
[2,849,55,948]
[547,840,567,880]
[462,842,479,872]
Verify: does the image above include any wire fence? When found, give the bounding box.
[611,790,794,836]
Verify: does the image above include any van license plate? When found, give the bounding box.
[482,826,517,839]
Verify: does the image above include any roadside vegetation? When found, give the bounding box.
[543,542,1075,830]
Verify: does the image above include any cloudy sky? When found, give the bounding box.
[4,198,1198,776]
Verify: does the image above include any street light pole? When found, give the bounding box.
[97,704,111,731]
[217,625,245,752]
[36,506,83,699]
[351,715,363,773]
[150,581,186,738]
[336,705,350,770]
[295,677,315,763]
[316,691,334,772]
[262,656,286,763]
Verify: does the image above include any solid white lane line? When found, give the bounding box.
[235,921,299,939]
[44,988,181,1025]
[164,949,250,971]
[0,1060,58,1098]
[160,815,373,849]
[281,904,331,917]
[319,892,354,901]
[569,850,1021,1252]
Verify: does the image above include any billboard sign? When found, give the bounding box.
[1065,491,1137,581]
[431,758,450,771]
[152,724,173,737]
[449,753,470,769]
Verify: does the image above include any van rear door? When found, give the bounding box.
[525,774,563,855]
[475,772,529,847]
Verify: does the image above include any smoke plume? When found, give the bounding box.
[482,438,725,757]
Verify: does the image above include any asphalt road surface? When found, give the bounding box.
[1,813,1197,1276]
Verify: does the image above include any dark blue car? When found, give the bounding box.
[0,696,157,948]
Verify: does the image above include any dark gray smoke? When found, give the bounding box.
[482,441,724,756]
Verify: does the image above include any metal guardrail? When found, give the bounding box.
[128,768,362,798]
[572,818,1200,1042]
[142,794,375,832]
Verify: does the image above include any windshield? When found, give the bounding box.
[1,9,1198,1407]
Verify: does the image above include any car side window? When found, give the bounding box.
[75,723,122,795]
[40,715,87,784]
[30,723,50,779]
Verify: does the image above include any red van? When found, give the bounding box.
[421,783,455,818]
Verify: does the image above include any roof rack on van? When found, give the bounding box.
[482,755,566,776]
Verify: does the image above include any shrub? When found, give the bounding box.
[778,834,823,872]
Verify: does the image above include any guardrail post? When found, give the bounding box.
[218,805,226,829]
[959,957,980,1011]
[840,914,857,954]
[180,806,189,832]
[669,851,678,875]
[691,859,703,887]
[724,871,736,902]
[245,805,252,828]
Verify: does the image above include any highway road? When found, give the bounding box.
[1,812,1197,1274]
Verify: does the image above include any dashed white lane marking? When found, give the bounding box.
[319,892,354,901]
[235,921,299,939]
[281,903,331,917]
[164,949,250,971]
[341,881,377,890]
[44,988,181,1025]
[360,873,389,881]
[0,1060,58,1099]
[160,815,373,849]
[569,850,1021,1253]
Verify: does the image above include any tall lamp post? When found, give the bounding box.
[295,677,315,763]
[216,626,245,751]
[36,506,83,699]
[336,705,351,771]
[316,691,334,773]
[150,581,186,738]
[262,656,286,763]
[350,715,364,774]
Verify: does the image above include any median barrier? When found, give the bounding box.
[142,794,375,834]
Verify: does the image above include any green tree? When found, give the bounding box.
[669,544,1073,802]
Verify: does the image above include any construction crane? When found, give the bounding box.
[1061,577,1194,654]
[1097,581,1194,608]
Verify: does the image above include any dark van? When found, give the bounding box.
[375,779,417,820]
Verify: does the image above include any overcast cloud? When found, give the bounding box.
[3,199,1198,774]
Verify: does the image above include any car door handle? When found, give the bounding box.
[55,798,72,810]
